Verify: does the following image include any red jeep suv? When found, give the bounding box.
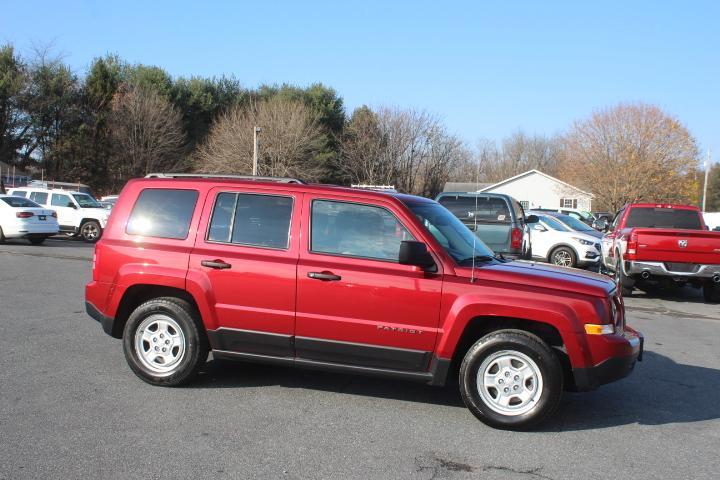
[86,174,643,429]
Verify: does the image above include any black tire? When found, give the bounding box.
[0,226,4,244]
[79,220,102,243]
[703,283,720,303]
[123,297,209,386]
[614,254,634,296]
[28,236,46,245]
[550,246,576,268]
[459,329,563,430]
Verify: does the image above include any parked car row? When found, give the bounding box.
[6,186,110,242]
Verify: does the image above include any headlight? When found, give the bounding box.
[572,237,594,246]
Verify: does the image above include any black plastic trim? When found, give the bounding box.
[85,301,114,336]
[572,352,640,391]
[295,336,431,372]
[207,328,293,358]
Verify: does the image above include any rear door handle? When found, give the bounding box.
[307,271,342,281]
[201,259,232,270]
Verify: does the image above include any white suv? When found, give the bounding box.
[7,187,110,242]
[526,212,601,269]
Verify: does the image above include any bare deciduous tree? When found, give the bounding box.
[561,103,700,211]
[339,106,469,197]
[109,83,186,187]
[475,132,563,183]
[194,97,324,180]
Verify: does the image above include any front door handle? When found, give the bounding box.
[201,259,232,270]
[307,271,342,281]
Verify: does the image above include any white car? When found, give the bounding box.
[526,212,601,268]
[0,194,60,245]
[7,187,110,243]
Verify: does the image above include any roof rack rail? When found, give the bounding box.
[145,173,305,184]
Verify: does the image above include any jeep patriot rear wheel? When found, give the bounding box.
[123,297,208,386]
[459,329,563,430]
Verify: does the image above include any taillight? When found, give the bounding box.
[511,227,523,250]
[16,211,34,218]
[625,232,638,260]
[51,211,57,218]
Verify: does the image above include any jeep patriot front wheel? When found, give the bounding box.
[459,330,563,430]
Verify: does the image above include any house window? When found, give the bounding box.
[520,201,530,209]
[561,198,577,209]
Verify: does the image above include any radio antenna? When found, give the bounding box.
[471,152,481,283]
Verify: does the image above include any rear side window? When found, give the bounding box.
[311,200,413,261]
[626,207,702,230]
[29,191,48,204]
[207,192,293,249]
[51,194,74,207]
[126,189,198,239]
[438,195,511,224]
[10,190,28,197]
[1,197,40,208]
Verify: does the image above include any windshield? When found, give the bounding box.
[407,202,495,264]
[555,214,594,232]
[1,196,41,208]
[72,193,101,208]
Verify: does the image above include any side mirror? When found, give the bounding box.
[592,219,607,231]
[399,241,436,271]
[525,214,539,224]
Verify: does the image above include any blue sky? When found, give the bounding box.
[2,0,718,163]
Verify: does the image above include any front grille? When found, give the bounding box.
[664,262,698,273]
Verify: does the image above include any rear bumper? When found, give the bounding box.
[626,260,720,279]
[2,222,59,237]
[572,330,643,391]
[86,301,115,337]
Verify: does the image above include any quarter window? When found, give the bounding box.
[126,189,198,239]
[207,193,293,249]
[311,200,413,261]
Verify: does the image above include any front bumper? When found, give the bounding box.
[625,261,720,279]
[572,329,643,391]
[86,301,115,337]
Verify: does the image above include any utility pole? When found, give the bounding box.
[252,126,261,176]
[702,148,711,212]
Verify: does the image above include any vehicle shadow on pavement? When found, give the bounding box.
[193,351,720,429]
[546,351,720,431]
[192,358,466,408]
[631,285,706,305]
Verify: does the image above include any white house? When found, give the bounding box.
[478,170,593,211]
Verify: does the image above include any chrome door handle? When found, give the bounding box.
[307,271,341,281]
[201,259,232,270]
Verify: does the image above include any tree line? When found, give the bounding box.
[1,43,716,210]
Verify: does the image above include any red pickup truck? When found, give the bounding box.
[601,203,720,302]
[86,174,642,429]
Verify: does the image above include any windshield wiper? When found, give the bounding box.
[458,255,496,266]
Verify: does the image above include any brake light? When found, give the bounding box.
[626,232,638,259]
[511,227,523,250]
[16,211,34,218]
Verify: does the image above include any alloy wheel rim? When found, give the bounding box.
[476,350,544,416]
[82,223,99,240]
[134,314,186,376]
[553,250,572,267]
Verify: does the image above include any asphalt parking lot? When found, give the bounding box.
[1,239,719,480]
